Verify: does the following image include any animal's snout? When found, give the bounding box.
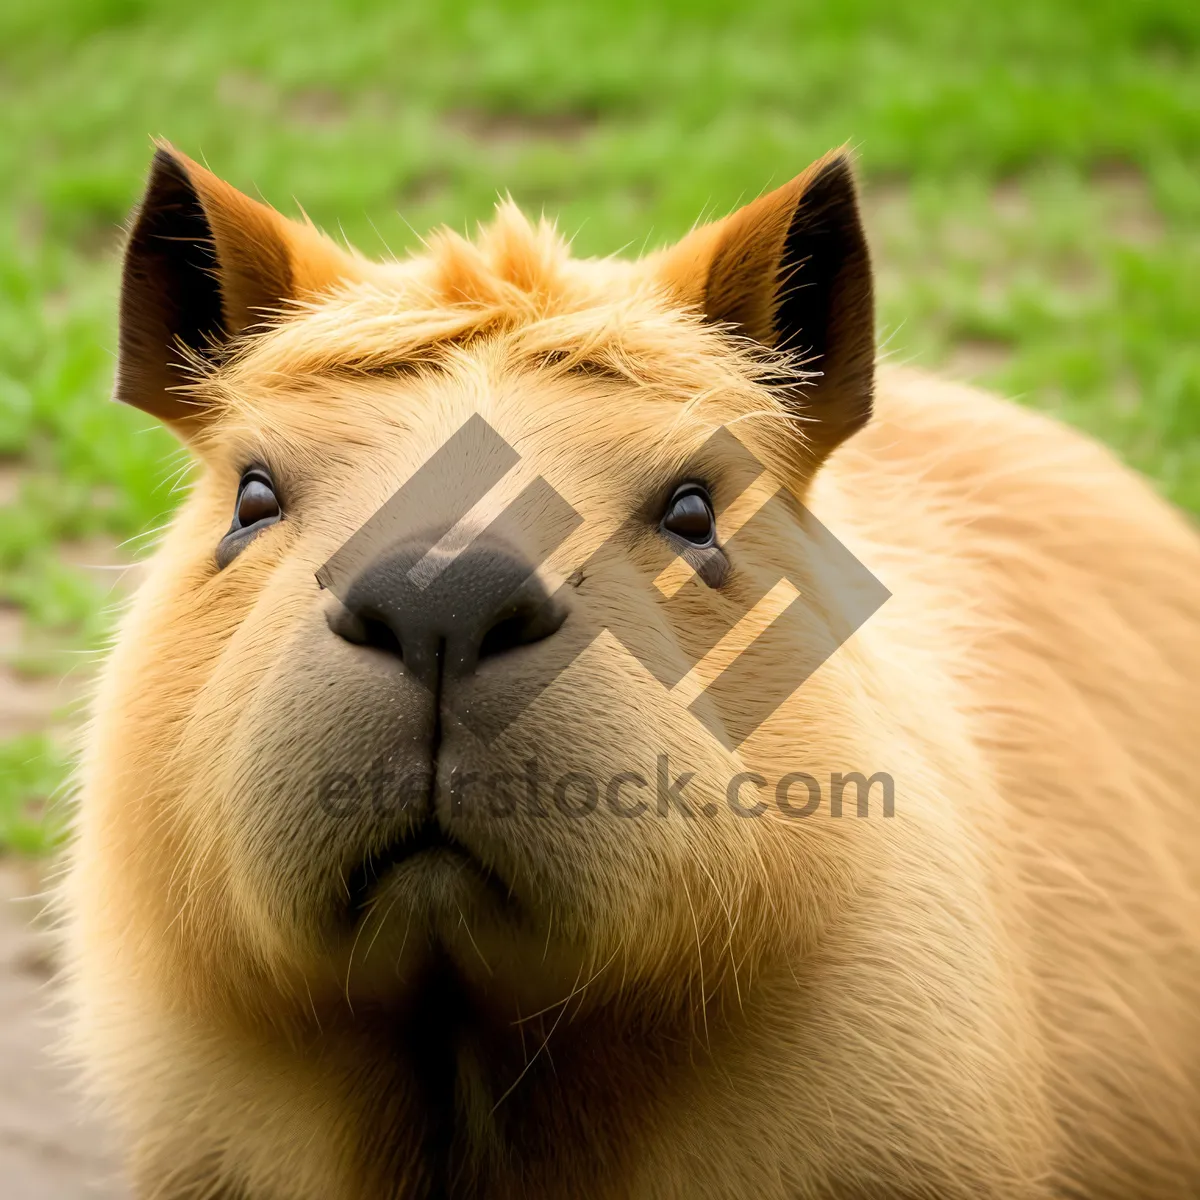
[327,538,567,689]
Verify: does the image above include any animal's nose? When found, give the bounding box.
[326,539,567,689]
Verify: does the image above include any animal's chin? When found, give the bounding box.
[343,823,517,922]
[332,826,544,1005]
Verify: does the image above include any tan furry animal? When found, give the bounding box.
[64,144,1200,1199]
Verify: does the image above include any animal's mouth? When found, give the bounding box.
[343,821,513,920]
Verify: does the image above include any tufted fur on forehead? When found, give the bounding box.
[195,201,807,453]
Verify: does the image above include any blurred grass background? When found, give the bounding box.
[1,0,1198,852]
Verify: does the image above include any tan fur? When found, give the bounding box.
[63,149,1200,1199]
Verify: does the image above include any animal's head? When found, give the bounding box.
[86,144,879,1025]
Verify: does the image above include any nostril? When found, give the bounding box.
[359,614,404,661]
[478,613,532,661]
[477,594,566,664]
[327,601,405,661]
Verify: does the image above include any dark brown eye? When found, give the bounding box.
[662,485,716,547]
[216,469,282,568]
[235,475,280,528]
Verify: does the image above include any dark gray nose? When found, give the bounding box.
[327,539,567,689]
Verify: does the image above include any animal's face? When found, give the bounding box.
[97,146,875,1022]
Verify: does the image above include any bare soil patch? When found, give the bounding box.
[943,336,1013,383]
[0,462,24,507]
[1091,161,1164,245]
[0,609,72,740]
[0,857,128,1197]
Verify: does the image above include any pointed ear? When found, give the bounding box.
[657,150,874,465]
[116,144,361,426]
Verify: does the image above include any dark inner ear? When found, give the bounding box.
[117,147,304,423]
[118,145,359,425]
[704,153,875,462]
[121,150,227,375]
[775,161,859,362]
[776,157,875,449]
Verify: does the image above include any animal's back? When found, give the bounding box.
[832,365,1200,1194]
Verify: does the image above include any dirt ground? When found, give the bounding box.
[0,535,136,1196]
[0,858,129,1197]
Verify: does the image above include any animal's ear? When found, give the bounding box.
[656,149,874,464]
[116,144,360,426]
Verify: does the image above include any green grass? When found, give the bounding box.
[0,734,70,855]
[1,0,1198,851]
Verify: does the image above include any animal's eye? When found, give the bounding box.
[661,484,716,548]
[216,468,282,568]
[234,472,280,529]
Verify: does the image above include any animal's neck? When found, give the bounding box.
[343,962,758,1199]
